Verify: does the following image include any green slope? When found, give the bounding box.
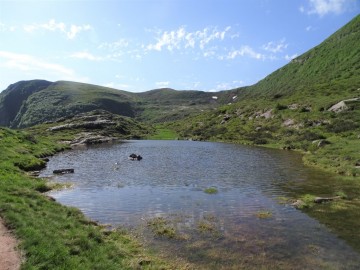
[233,14,360,109]
[169,15,360,177]
[0,81,221,128]
[0,80,52,126]
[9,81,137,128]
[136,88,218,122]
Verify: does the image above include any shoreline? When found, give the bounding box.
[1,125,359,269]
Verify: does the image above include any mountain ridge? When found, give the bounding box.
[0,80,227,128]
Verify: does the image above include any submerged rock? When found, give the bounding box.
[53,168,74,174]
[313,196,341,204]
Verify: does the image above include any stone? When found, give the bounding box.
[53,168,74,174]
[328,101,348,113]
[260,109,273,119]
[291,199,305,208]
[313,196,341,204]
[282,119,295,127]
[328,97,360,113]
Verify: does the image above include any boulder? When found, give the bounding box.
[260,109,273,119]
[328,97,360,113]
[282,119,295,127]
[53,168,74,174]
[328,101,348,113]
[313,196,341,204]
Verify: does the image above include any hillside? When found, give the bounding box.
[169,15,360,177]
[0,81,223,128]
[0,80,52,126]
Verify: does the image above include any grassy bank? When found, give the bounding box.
[0,127,184,269]
[146,126,178,140]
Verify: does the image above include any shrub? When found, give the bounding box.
[326,119,358,133]
[275,103,287,110]
[299,131,326,141]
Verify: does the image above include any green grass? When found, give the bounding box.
[0,127,184,269]
[147,127,178,140]
[146,217,177,239]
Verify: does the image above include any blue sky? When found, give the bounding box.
[0,0,359,92]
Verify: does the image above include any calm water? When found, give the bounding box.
[40,140,360,269]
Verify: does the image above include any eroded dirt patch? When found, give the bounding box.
[0,218,21,270]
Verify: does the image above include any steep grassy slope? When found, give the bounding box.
[169,15,360,177]
[0,80,52,126]
[243,14,360,101]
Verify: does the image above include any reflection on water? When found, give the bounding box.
[40,140,360,269]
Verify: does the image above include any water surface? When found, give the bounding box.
[41,140,360,269]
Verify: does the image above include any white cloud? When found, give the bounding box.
[98,39,129,51]
[0,22,16,32]
[103,82,132,90]
[146,26,232,52]
[155,81,170,88]
[285,54,299,61]
[226,46,264,60]
[70,51,103,61]
[23,19,92,39]
[67,24,91,39]
[304,0,351,16]
[208,80,245,92]
[262,39,288,53]
[0,51,88,82]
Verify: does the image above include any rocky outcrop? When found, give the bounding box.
[260,109,273,119]
[328,101,348,113]
[282,119,295,127]
[70,133,117,146]
[312,139,331,148]
[328,97,360,113]
[48,120,116,131]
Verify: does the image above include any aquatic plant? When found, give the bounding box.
[334,190,348,199]
[197,220,216,233]
[256,210,273,219]
[204,187,218,194]
[147,217,177,239]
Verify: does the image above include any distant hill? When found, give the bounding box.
[169,15,360,177]
[0,81,223,128]
[0,80,52,127]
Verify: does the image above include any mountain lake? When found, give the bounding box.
[40,140,360,269]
